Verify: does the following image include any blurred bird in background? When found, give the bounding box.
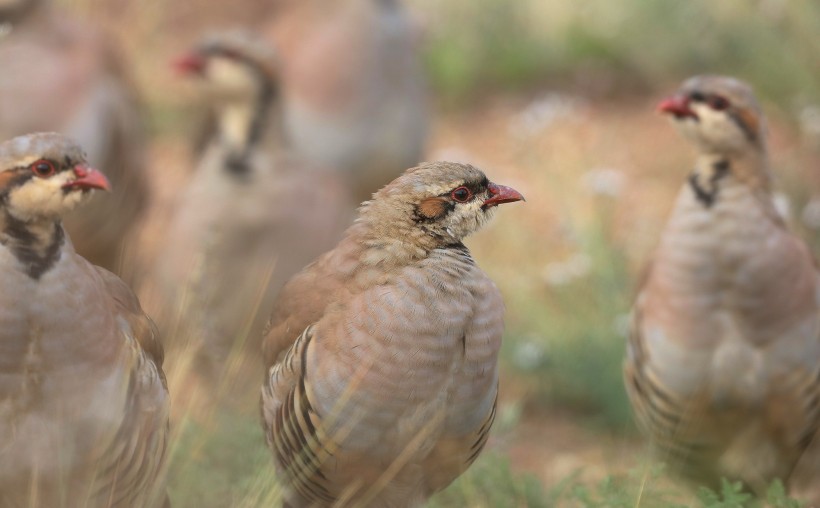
[261,0,429,203]
[0,0,149,278]
[624,75,820,495]
[261,162,523,506]
[156,31,353,383]
[0,133,169,508]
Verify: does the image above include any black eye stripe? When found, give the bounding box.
[728,111,758,143]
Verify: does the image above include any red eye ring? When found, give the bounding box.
[30,159,56,178]
[451,186,472,203]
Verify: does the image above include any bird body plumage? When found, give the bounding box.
[625,76,820,493]
[261,162,522,506]
[0,132,168,507]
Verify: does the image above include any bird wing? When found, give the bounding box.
[90,264,170,506]
[261,228,358,368]
[261,324,339,505]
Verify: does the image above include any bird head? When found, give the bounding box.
[0,133,110,223]
[173,30,278,104]
[658,75,766,155]
[364,162,524,247]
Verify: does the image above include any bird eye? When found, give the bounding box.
[689,92,706,102]
[30,160,56,178]
[451,186,472,203]
[218,48,241,60]
[707,95,730,111]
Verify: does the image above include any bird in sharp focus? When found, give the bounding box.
[261,161,524,507]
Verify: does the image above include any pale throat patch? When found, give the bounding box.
[7,172,86,221]
[679,104,748,152]
[207,60,262,151]
[439,198,494,241]
[220,103,256,151]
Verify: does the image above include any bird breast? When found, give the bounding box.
[0,246,130,475]
[307,248,503,455]
[640,177,820,399]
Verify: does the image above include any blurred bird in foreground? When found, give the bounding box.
[157,31,352,381]
[624,75,820,494]
[261,0,429,203]
[0,133,169,507]
[261,161,524,506]
[0,0,149,277]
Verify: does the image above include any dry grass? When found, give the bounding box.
[41,0,820,505]
[125,94,819,506]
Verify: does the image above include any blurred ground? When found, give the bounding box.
[48,0,820,505]
[129,93,820,506]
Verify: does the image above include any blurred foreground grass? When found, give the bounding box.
[160,97,818,505]
[52,0,820,504]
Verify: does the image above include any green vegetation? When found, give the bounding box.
[167,405,283,507]
[50,0,820,505]
[503,204,635,430]
[432,459,806,507]
[428,454,549,508]
[420,0,820,109]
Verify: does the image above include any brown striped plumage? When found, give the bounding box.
[0,133,169,508]
[624,76,820,493]
[261,162,522,506]
[0,0,149,275]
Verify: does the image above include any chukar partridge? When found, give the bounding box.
[261,162,523,506]
[624,75,820,493]
[0,133,169,507]
[157,32,352,378]
[261,0,429,202]
[0,0,148,275]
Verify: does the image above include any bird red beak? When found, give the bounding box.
[657,94,697,119]
[484,182,525,208]
[63,165,111,191]
[172,52,206,75]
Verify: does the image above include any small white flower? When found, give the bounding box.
[582,167,626,197]
[799,105,820,140]
[771,192,792,222]
[509,93,582,138]
[801,197,820,230]
[566,252,592,278]
[512,337,547,371]
[542,263,573,287]
[613,313,632,338]
[542,252,592,287]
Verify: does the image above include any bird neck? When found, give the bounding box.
[688,146,773,208]
[351,205,460,270]
[0,211,65,279]
[216,81,283,175]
